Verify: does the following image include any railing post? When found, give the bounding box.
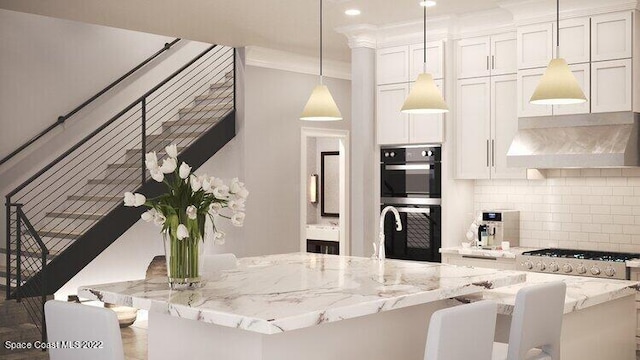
[5,198,10,300]
[41,248,47,343]
[141,98,147,186]
[15,204,22,303]
[233,49,236,111]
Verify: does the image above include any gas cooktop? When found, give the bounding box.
[522,248,640,263]
[517,248,640,280]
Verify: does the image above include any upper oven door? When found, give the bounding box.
[381,162,441,198]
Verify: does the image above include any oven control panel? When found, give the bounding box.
[515,255,628,280]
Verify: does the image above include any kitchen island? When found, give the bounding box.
[79,253,525,360]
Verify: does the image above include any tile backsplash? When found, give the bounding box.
[474,168,640,252]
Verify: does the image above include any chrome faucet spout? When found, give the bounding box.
[376,206,402,260]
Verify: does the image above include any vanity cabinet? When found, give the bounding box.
[456,33,516,79]
[376,41,446,145]
[457,75,525,180]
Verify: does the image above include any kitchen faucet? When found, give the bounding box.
[375,206,402,260]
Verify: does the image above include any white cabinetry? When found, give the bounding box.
[517,67,551,117]
[556,17,591,64]
[441,253,516,270]
[591,59,632,113]
[553,63,591,115]
[376,41,445,145]
[517,23,554,69]
[457,34,516,79]
[457,75,525,180]
[591,12,632,62]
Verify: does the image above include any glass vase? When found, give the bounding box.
[163,233,203,290]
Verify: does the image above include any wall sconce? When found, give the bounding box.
[309,174,319,203]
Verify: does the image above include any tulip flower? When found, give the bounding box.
[165,144,178,159]
[159,158,177,174]
[186,205,198,220]
[176,224,189,240]
[179,162,192,179]
[141,208,156,222]
[209,202,222,215]
[214,230,225,245]
[213,185,230,199]
[150,168,164,182]
[145,152,159,170]
[124,192,146,207]
[153,212,166,227]
[231,212,245,227]
[189,175,202,192]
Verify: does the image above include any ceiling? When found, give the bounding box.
[0,0,503,62]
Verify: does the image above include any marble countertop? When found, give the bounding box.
[625,259,640,268]
[79,253,525,335]
[439,246,539,259]
[454,272,639,315]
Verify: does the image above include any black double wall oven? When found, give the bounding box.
[380,145,442,262]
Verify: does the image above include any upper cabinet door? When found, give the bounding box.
[517,23,554,69]
[376,46,409,85]
[491,75,526,179]
[377,84,410,145]
[555,17,590,64]
[517,67,552,117]
[456,77,491,179]
[553,63,591,115]
[409,79,445,144]
[456,37,491,79]
[591,59,632,113]
[410,41,444,80]
[591,12,632,62]
[490,32,517,76]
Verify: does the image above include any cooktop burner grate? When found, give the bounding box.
[522,248,640,262]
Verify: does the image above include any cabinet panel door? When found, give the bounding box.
[591,12,632,62]
[517,68,552,117]
[491,32,517,76]
[410,41,444,80]
[553,63,591,115]
[491,75,526,179]
[456,37,490,79]
[517,23,554,69]
[409,79,444,144]
[555,17,590,64]
[376,46,409,85]
[377,84,410,145]
[456,78,491,179]
[591,59,632,113]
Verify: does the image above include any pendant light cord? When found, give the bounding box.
[556,0,560,58]
[423,4,427,73]
[320,0,324,84]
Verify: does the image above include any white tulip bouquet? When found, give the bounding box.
[123,144,248,288]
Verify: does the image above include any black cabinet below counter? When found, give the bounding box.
[307,239,339,255]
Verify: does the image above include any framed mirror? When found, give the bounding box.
[321,151,339,217]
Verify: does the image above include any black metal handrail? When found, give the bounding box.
[0,38,181,168]
[7,43,216,199]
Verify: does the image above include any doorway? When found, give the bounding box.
[300,128,350,256]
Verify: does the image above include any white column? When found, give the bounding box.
[344,30,377,257]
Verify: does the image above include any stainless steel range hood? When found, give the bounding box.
[507,112,640,169]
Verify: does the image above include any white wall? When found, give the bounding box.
[474,169,640,252]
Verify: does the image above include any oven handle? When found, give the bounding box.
[384,164,435,170]
[395,207,431,214]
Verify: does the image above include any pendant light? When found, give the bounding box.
[401,1,448,114]
[530,0,586,105]
[300,0,343,121]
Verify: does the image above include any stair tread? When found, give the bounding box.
[67,194,121,201]
[149,131,203,139]
[0,247,60,258]
[195,90,233,102]
[164,116,222,127]
[87,178,139,185]
[38,229,83,238]
[0,265,36,278]
[179,102,233,114]
[45,212,106,220]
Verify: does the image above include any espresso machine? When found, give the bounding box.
[477,210,520,248]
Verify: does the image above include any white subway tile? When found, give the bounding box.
[546,178,566,186]
[613,215,635,225]
[566,177,586,186]
[597,243,619,251]
[561,169,581,177]
[557,240,578,249]
[611,206,634,215]
[569,232,589,241]
[542,195,563,204]
[580,169,601,177]
[612,187,634,196]
[590,205,611,214]
[549,231,569,241]
[534,212,553,222]
[589,233,609,242]
[610,234,631,244]
[601,169,622,177]
[531,230,550,240]
[586,177,608,186]
[627,177,640,186]
[606,177,627,186]
[522,221,543,230]
[623,169,640,177]
[601,196,624,205]
[622,224,640,234]
[532,204,551,212]
[619,244,640,252]
[572,214,592,223]
[582,196,603,205]
[592,214,613,224]
[543,222,562,231]
[552,213,572,222]
[550,204,571,213]
[591,187,613,196]
[562,195,582,205]
[581,223,602,233]
[602,224,623,234]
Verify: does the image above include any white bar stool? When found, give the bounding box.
[45,300,125,360]
[203,253,237,276]
[424,300,498,360]
[492,281,567,360]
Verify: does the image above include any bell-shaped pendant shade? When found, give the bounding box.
[530,58,587,105]
[401,73,449,114]
[300,85,343,121]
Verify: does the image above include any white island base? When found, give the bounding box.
[149,300,451,360]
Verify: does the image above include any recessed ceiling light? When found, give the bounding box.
[419,1,437,7]
[344,9,361,16]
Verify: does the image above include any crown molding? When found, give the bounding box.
[335,24,378,49]
[498,0,639,26]
[245,46,351,80]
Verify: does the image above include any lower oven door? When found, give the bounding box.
[381,204,441,262]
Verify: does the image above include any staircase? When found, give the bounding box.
[2,43,236,343]
[0,296,50,360]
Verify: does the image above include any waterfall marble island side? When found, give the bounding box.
[79,253,526,360]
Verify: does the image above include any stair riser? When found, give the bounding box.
[41,217,99,232]
[59,199,120,213]
[194,90,234,106]
[83,182,138,196]
[163,119,220,132]
[179,105,233,121]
